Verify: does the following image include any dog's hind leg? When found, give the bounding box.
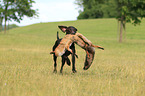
[53,54,57,73]
[86,50,90,59]
[65,57,71,66]
[91,45,104,50]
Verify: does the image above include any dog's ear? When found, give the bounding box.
[68,26,78,32]
[74,27,77,32]
[58,25,67,33]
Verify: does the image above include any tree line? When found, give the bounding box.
[0,24,19,32]
[75,0,145,42]
[0,0,38,33]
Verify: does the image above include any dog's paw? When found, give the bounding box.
[99,47,104,50]
[72,70,77,73]
[101,47,104,50]
[53,70,57,73]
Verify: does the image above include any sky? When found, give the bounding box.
[10,0,79,26]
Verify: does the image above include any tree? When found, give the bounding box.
[75,0,145,43]
[0,1,4,32]
[116,0,145,42]
[75,0,117,19]
[75,0,104,19]
[0,0,38,33]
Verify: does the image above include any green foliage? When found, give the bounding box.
[6,24,19,30]
[0,19,145,96]
[0,0,38,33]
[7,0,38,23]
[76,0,145,25]
[114,0,145,42]
[0,24,19,32]
[75,0,145,42]
[116,0,145,25]
[77,8,103,19]
[8,23,19,28]
[75,0,117,19]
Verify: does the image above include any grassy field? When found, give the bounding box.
[0,18,145,96]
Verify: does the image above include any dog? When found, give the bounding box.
[75,33,104,70]
[51,26,78,73]
[50,33,104,57]
[50,34,78,57]
[51,26,104,72]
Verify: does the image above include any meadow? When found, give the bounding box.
[0,19,145,96]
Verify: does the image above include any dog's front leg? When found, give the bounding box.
[66,44,78,58]
[71,44,77,73]
[53,54,57,73]
[72,54,77,73]
[60,56,65,73]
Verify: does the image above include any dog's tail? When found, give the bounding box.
[57,31,59,40]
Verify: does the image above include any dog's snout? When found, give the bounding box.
[72,31,76,34]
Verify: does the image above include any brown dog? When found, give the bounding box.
[50,34,78,57]
[50,32,104,58]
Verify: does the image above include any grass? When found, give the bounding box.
[0,18,145,96]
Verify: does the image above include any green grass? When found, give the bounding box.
[0,18,145,96]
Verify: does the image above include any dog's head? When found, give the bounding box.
[58,25,77,35]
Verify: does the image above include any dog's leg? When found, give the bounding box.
[60,56,65,73]
[91,45,104,50]
[86,50,90,59]
[65,57,71,66]
[53,54,57,73]
[71,44,77,73]
[66,48,78,58]
[72,54,77,73]
[66,40,78,58]
[83,44,91,59]
[76,33,104,50]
